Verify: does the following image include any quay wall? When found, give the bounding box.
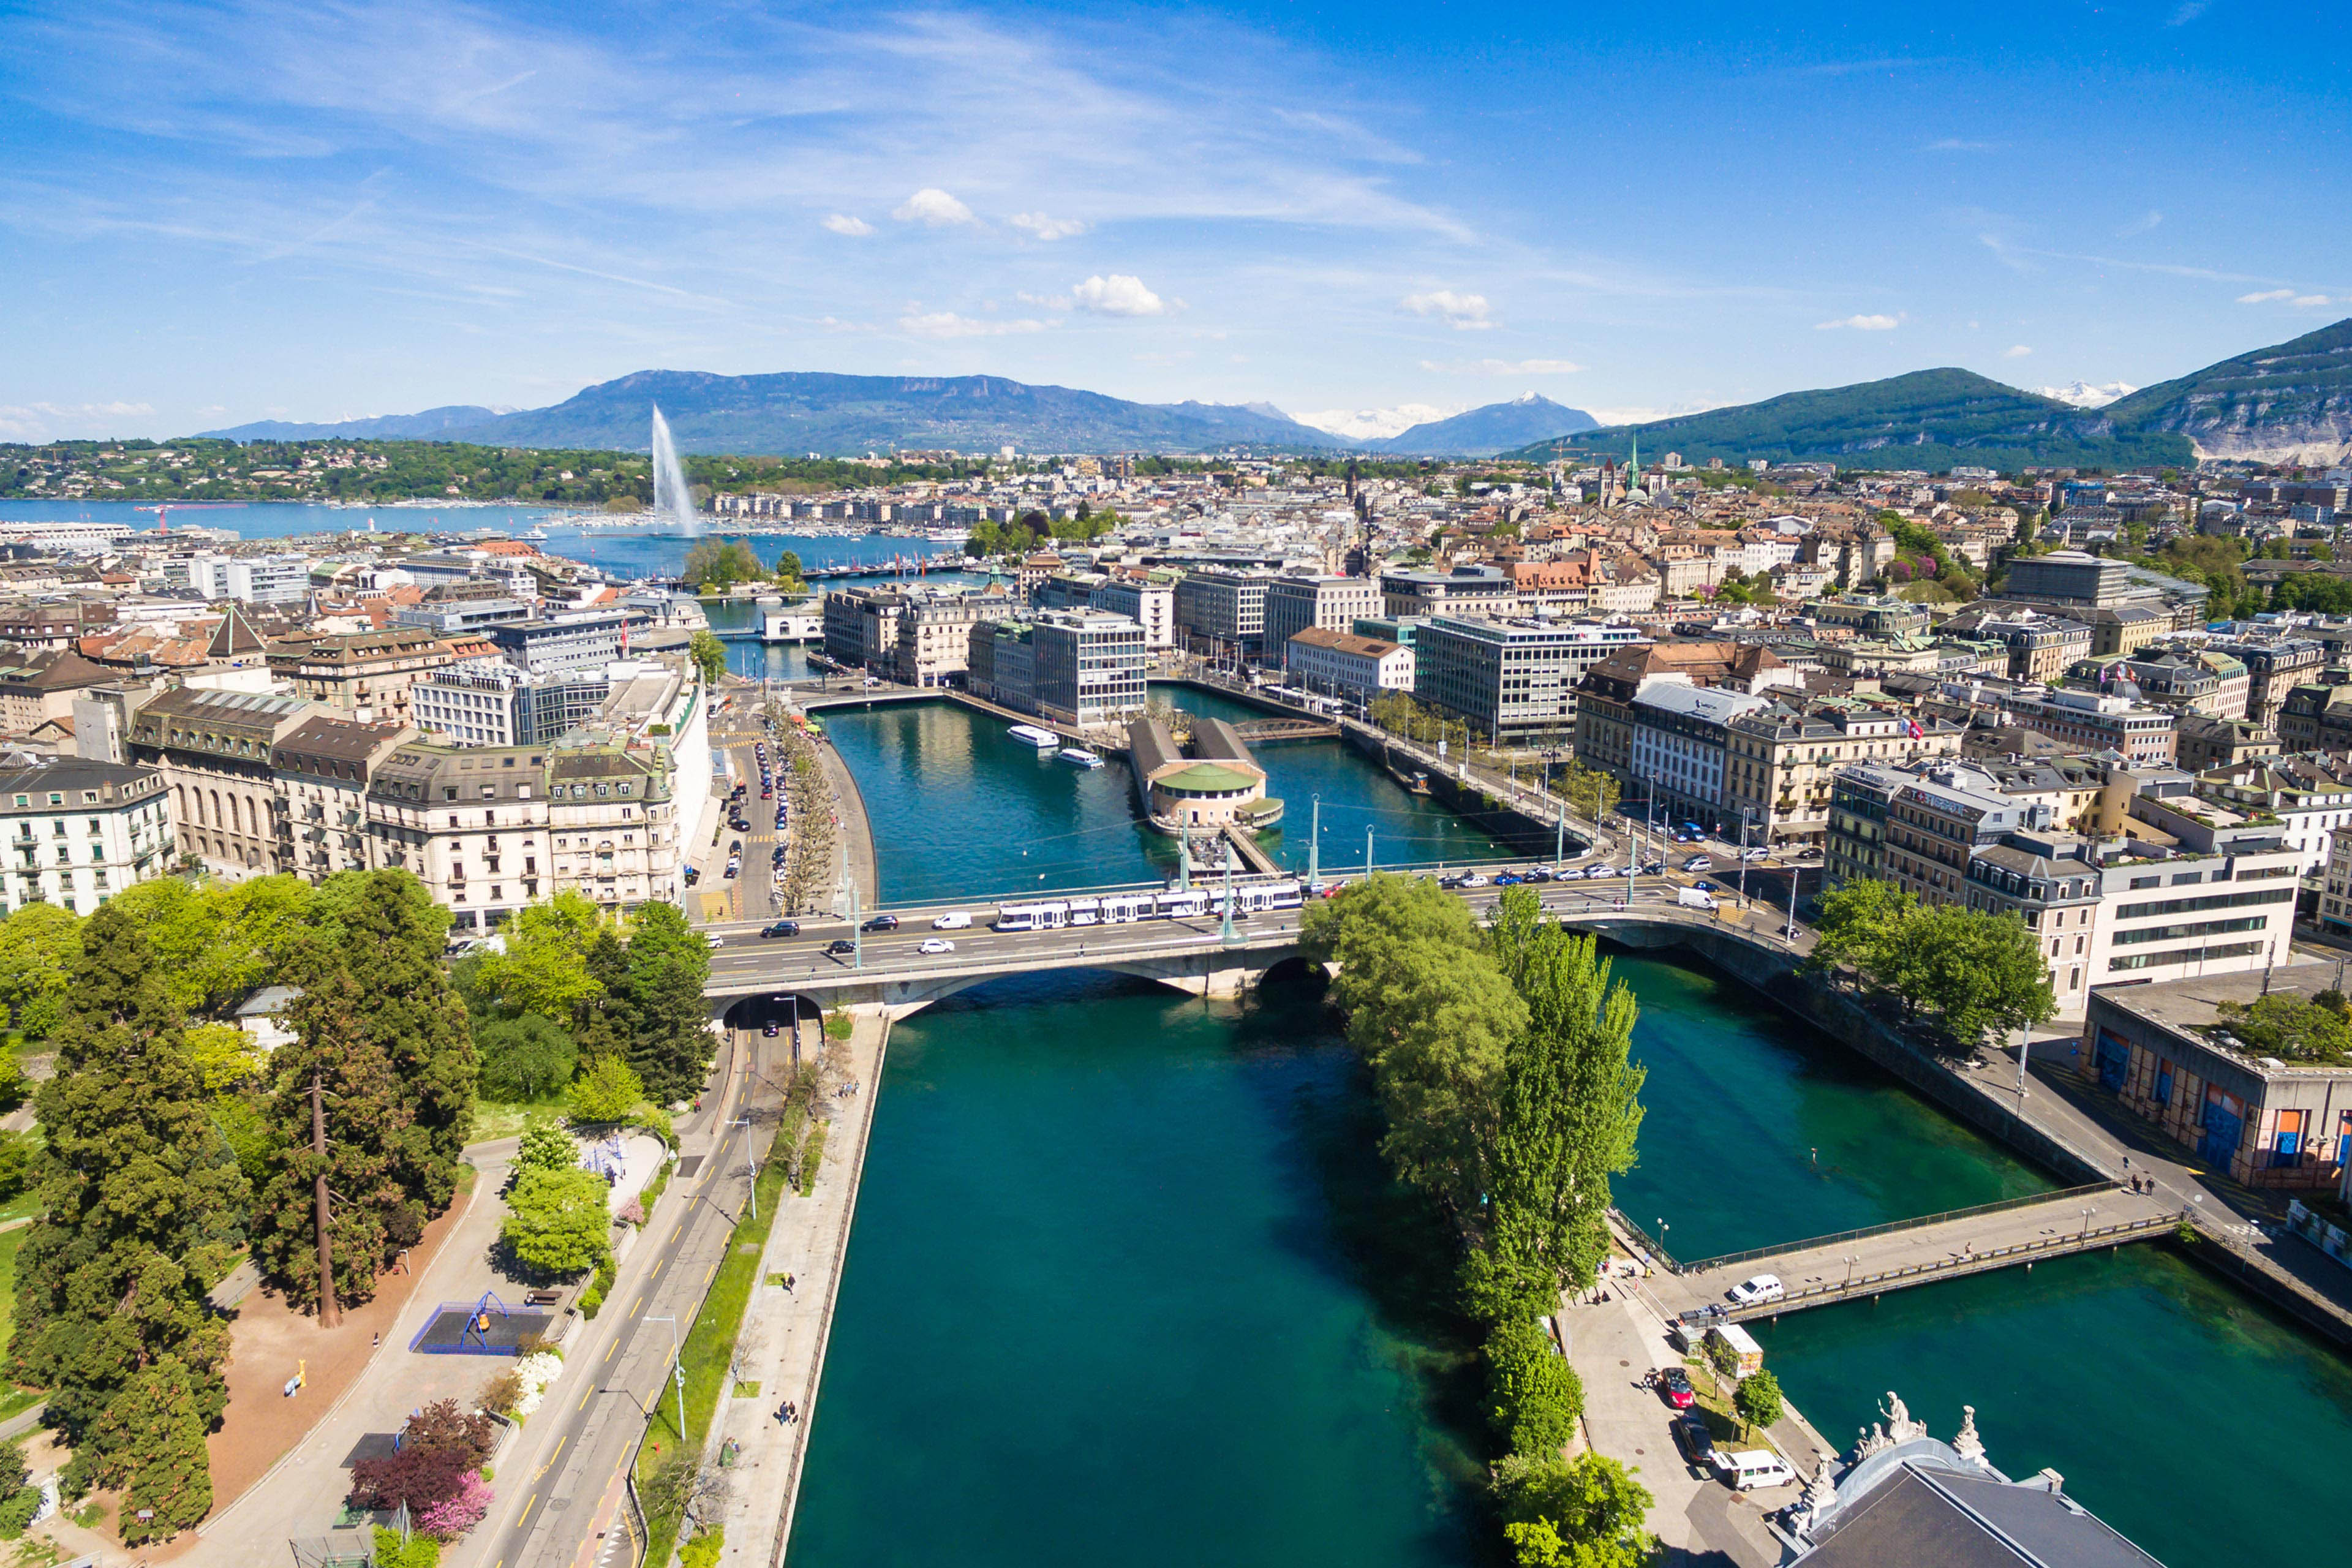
[1335,725,1564,858]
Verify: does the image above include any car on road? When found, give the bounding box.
[864,913,900,932]
[1438,873,1467,888]
[1494,871,1522,885]
[1522,867,1554,883]
[826,938,857,956]
[1639,861,1666,875]
[1457,872,1490,888]
[704,934,725,949]
[1711,1450,1796,1491]
[1588,863,1619,878]
[723,862,740,880]
[760,921,801,938]
[931,911,971,929]
[1683,855,1713,873]
[1741,847,1768,861]
[1727,1273,1785,1306]
[1657,1366,1696,1409]
[762,1022,780,1036]
[918,938,956,954]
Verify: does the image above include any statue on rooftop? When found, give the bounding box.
[1880,1390,1924,1442]
[1954,1404,1987,1465]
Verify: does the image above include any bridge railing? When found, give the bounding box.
[1672,1180,2121,1278]
[1726,1208,2186,1318]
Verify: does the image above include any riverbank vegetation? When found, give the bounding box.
[1804,878,2056,1050]
[1302,876,1655,1567]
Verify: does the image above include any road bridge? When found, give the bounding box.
[1629,1182,2184,1324]
[703,879,1798,1019]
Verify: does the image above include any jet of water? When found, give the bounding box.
[650,405,698,535]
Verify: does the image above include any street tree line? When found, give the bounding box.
[1302,878,1654,1568]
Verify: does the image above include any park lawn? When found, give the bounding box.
[468,1097,566,1145]
[633,1120,797,1568]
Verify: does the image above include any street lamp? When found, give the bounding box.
[2079,1205,2097,1239]
[1843,1254,1858,1289]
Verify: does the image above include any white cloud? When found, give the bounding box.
[1419,357,1582,375]
[1815,313,1902,330]
[2003,344,2033,358]
[1401,289,1492,330]
[821,214,873,236]
[1009,211,1086,241]
[2168,1,2207,23]
[2293,293,2336,307]
[1292,403,1462,440]
[892,188,976,227]
[1070,274,1172,316]
[2116,209,2164,238]
[2236,289,2296,303]
[1588,402,1724,425]
[896,311,1052,338]
[0,400,158,442]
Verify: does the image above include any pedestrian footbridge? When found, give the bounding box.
[1629,1182,2184,1323]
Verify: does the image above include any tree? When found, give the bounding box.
[478,1014,579,1101]
[326,873,475,1215]
[1485,1317,1585,1458]
[0,1131,34,1202]
[184,1022,265,1094]
[688,630,726,688]
[1803,878,1915,980]
[469,892,605,1027]
[513,1115,580,1176]
[2216,991,2352,1065]
[12,908,245,1515]
[1492,1452,1654,1568]
[1480,888,1646,1307]
[0,903,80,1039]
[1880,903,2055,1048]
[501,1165,612,1277]
[1733,1368,1784,1436]
[251,965,410,1311]
[681,538,764,592]
[772,549,807,592]
[622,903,713,1104]
[1301,874,1525,1217]
[569,1054,646,1125]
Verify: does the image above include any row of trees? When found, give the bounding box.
[8,872,478,1539]
[1302,878,1654,1567]
[1805,880,2056,1049]
[963,506,1120,560]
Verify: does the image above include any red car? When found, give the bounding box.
[1659,1367,1695,1410]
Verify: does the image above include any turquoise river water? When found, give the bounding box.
[785,687,2352,1568]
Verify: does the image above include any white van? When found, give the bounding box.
[930,911,972,930]
[1711,1450,1796,1490]
[1676,886,1717,910]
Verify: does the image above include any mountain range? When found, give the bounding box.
[202,372,1596,458]
[200,318,2352,469]
[1506,318,2352,472]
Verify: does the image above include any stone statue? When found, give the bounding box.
[1789,1450,1840,1536]
[1853,1422,1891,1460]
[1953,1404,1986,1465]
[1879,1390,1924,1442]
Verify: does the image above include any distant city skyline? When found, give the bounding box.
[2,0,2345,443]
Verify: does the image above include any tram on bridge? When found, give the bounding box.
[992,878,1306,931]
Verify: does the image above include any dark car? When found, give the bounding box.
[1523,867,1555,883]
[1675,1414,1716,1469]
[826,938,857,956]
[1494,872,1523,886]
[760,921,801,938]
[762,1022,780,1037]
[864,914,900,932]
[682,866,699,885]
[1659,1366,1695,1410]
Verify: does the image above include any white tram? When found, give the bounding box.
[992,878,1305,932]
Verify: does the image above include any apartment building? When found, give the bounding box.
[486,608,639,673]
[1940,607,2095,683]
[894,593,989,688]
[1574,640,1798,779]
[1722,697,1966,848]
[0,758,176,915]
[127,686,314,877]
[2204,636,2325,726]
[1284,628,1414,706]
[1262,575,1379,655]
[0,649,114,737]
[1415,617,1645,745]
[2003,686,2179,764]
[272,714,412,882]
[268,628,456,725]
[1624,684,1770,831]
[976,609,1148,727]
[189,553,312,606]
[822,586,903,672]
[1174,568,1276,664]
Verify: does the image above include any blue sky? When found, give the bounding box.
[2,0,2346,442]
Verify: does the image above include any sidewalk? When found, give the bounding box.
[710,1014,888,1568]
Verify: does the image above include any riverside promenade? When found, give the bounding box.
[711,1016,889,1568]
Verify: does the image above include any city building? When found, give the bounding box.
[2002,548,2144,609]
[412,663,614,747]
[0,756,176,915]
[893,592,989,688]
[0,648,115,737]
[1624,682,1770,831]
[1723,698,1966,848]
[188,552,312,606]
[485,608,641,672]
[2203,636,2325,726]
[2002,686,2179,765]
[1261,575,1381,655]
[981,609,1148,727]
[1378,564,1517,621]
[1126,715,1275,832]
[1939,607,2094,684]
[2083,968,2352,1191]
[268,628,456,725]
[1091,572,1177,650]
[1415,617,1646,745]
[271,714,412,882]
[1574,640,1799,780]
[822,585,902,672]
[1283,627,1414,707]
[127,686,314,878]
[1174,568,1276,665]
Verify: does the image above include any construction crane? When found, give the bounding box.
[132,502,240,532]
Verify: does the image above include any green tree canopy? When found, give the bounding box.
[687,630,726,687]
[622,903,714,1103]
[0,902,81,1038]
[682,538,765,591]
[477,1014,580,1101]
[513,1115,581,1177]
[501,1166,611,1277]
[569,1054,646,1125]
[1492,1452,1654,1568]
[1734,1368,1784,1434]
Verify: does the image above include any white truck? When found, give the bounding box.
[1676,886,1717,911]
